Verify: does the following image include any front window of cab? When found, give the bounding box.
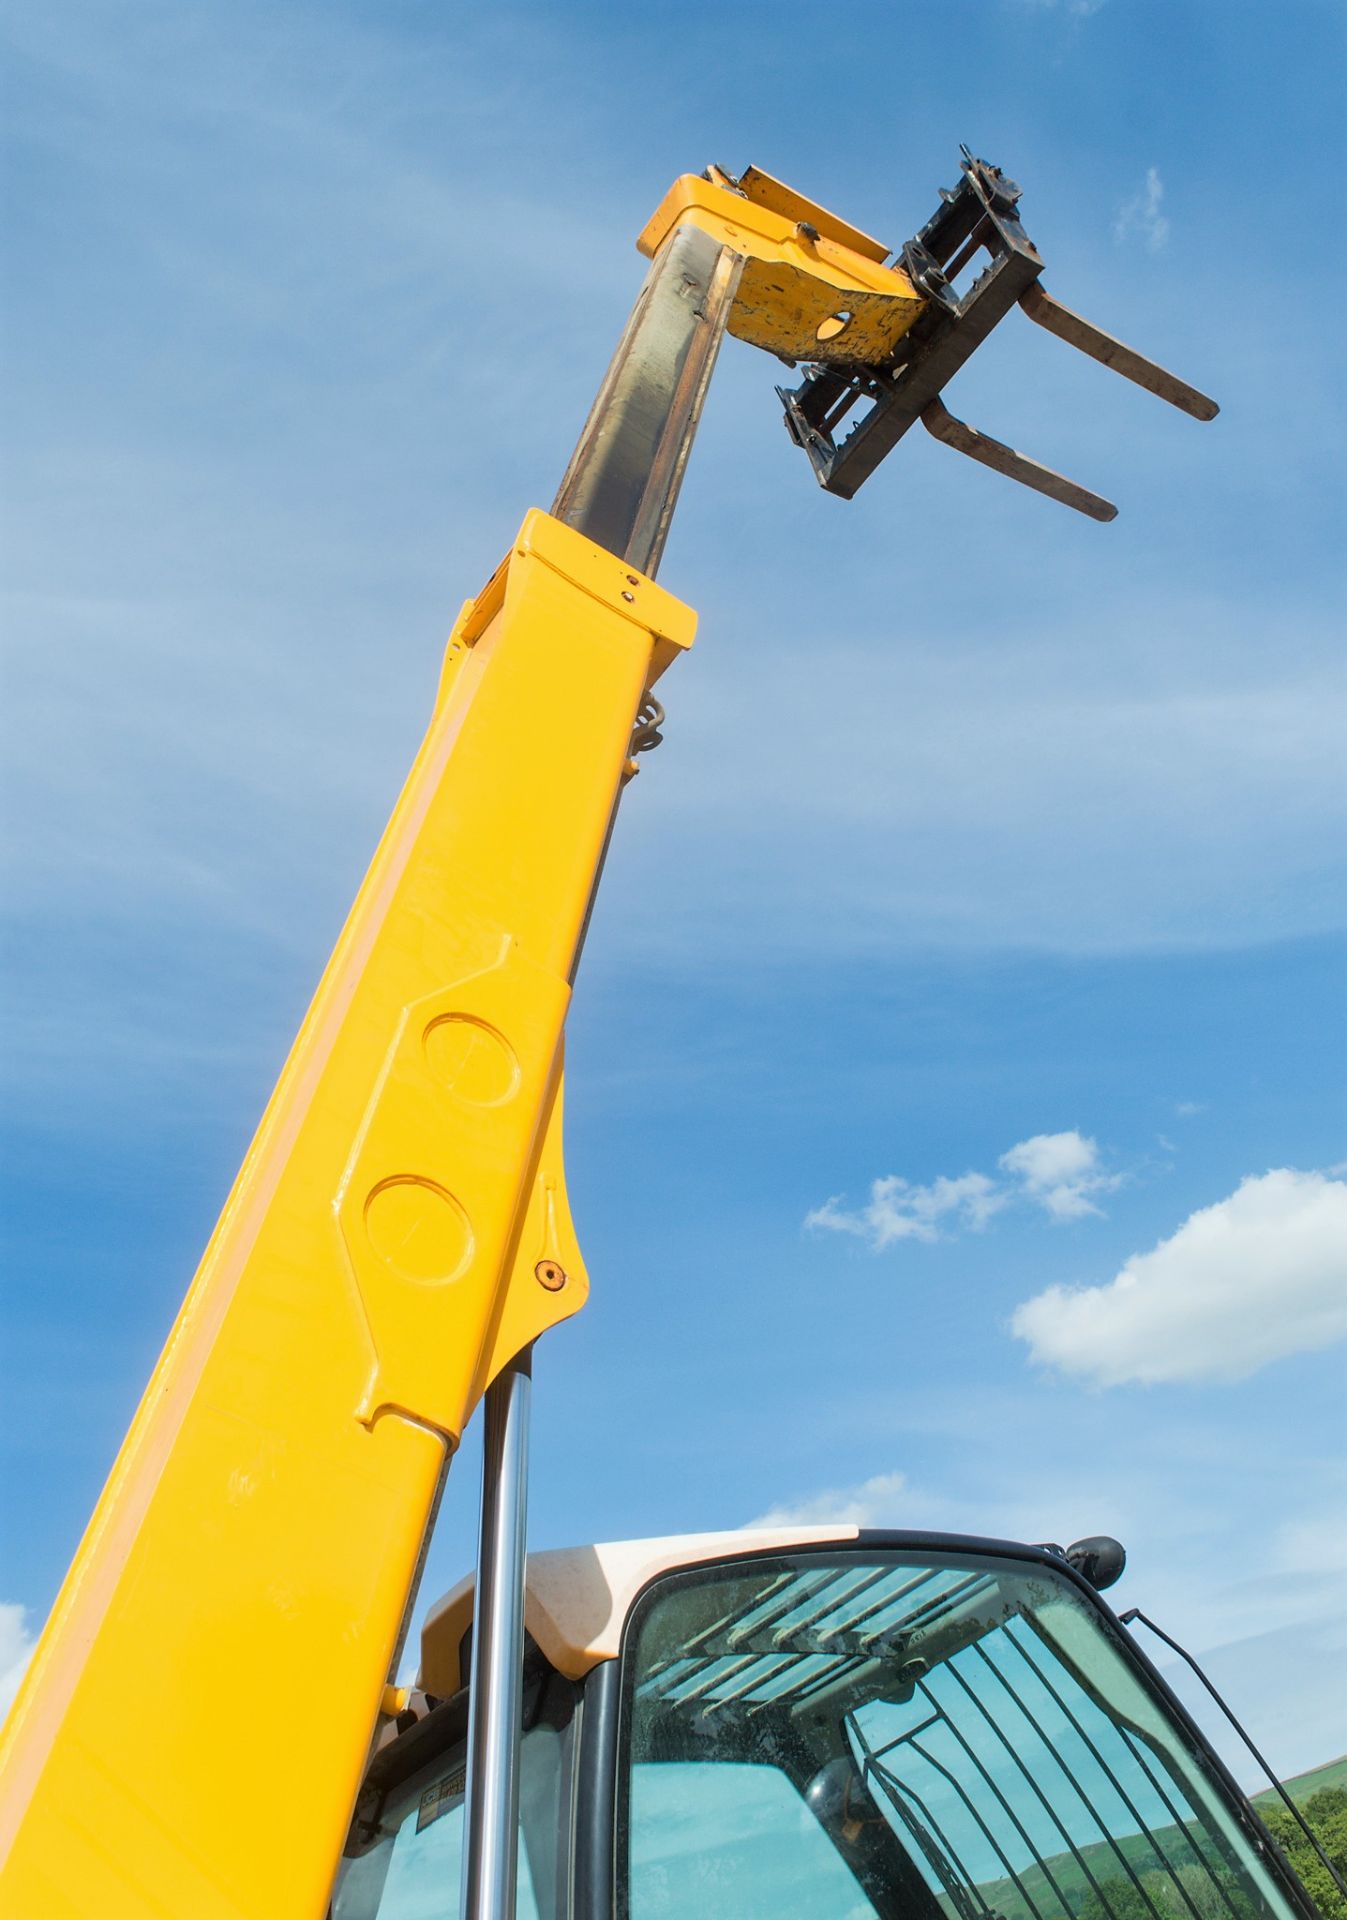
[619,1549,1308,1920]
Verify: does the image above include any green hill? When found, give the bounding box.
[1253,1754,1347,1811]
[936,1759,1347,1920]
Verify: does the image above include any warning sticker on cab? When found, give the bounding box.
[416,1766,467,1833]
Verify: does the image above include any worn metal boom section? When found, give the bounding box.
[553,224,742,575]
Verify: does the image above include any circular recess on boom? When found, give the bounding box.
[364,1176,473,1284]
[423,1013,519,1106]
[815,310,853,342]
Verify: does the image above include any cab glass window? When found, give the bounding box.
[619,1551,1305,1920]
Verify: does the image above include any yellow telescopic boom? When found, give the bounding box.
[0,159,1214,1918]
[0,508,690,1916]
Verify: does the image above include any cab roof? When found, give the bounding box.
[418,1525,859,1698]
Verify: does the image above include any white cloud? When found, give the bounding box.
[748,1467,1063,1539]
[998,1130,1119,1219]
[747,1454,1121,1546]
[806,1171,1004,1247]
[0,1606,36,1719]
[748,1470,912,1529]
[1012,1168,1347,1385]
[1175,1101,1206,1118]
[808,1129,1116,1248]
[1115,167,1171,252]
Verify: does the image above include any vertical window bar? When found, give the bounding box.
[1119,1725,1251,1920]
[907,1731,1052,1920]
[950,1648,1146,1920]
[871,1762,993,1920]
[850,1714,993,1920]
[1004,1622,1212,1920]
[971,1641,1175,1920]
[915,1675,1082,1920]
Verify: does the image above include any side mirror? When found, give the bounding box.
[1066,1534,1127,1591]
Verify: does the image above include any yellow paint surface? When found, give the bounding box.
[0,511,692,1918]
[638,173,925,364]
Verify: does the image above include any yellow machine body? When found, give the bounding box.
[0,512,692,1918]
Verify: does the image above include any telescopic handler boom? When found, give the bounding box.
[7,160,1309,1920]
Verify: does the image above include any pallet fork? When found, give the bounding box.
[759,151,1218,518]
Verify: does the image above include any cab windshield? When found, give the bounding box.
[620,1548,1304,1920]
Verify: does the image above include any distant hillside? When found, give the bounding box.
[937,1757,1346,1920]
[1253,1754,1347,1809]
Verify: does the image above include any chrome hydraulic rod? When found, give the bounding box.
[458,222,742,1919]
[461,1355,532,1920]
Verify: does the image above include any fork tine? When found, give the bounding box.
[1020,283,1219,422]
[920,399,1118,521]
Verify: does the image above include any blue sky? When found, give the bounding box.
[2,0,1344,1787]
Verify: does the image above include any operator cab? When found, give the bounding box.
[331,1529,1314,1920]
